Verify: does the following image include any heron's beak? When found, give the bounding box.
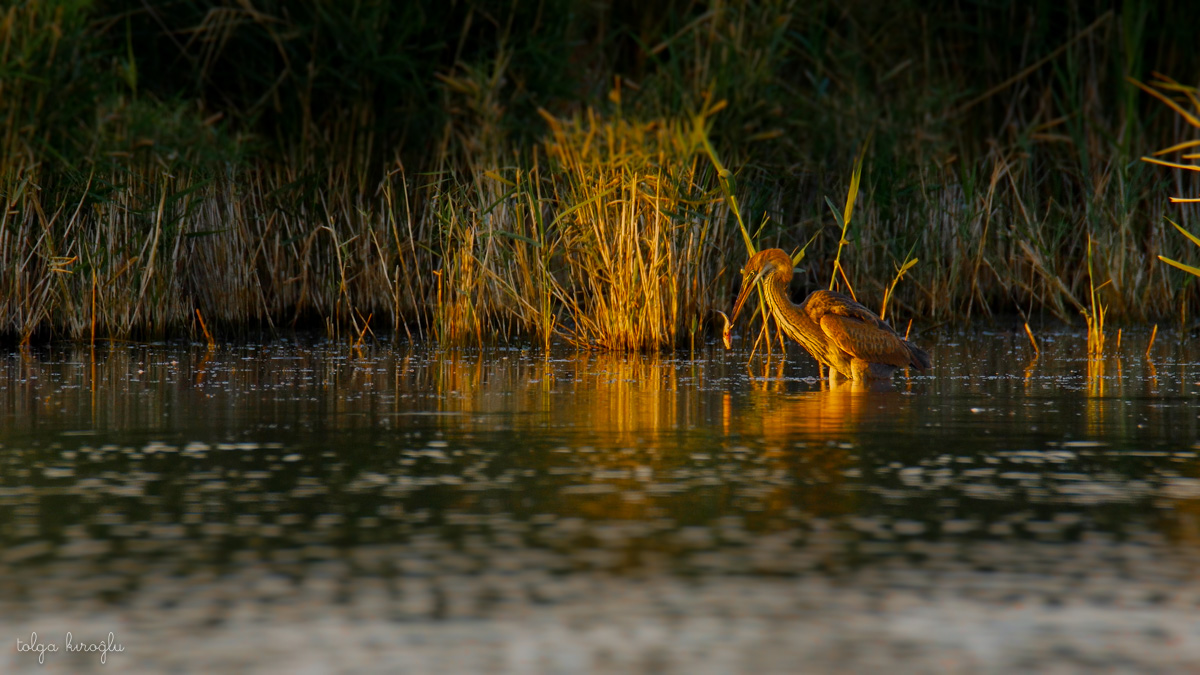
[730,265,771,324]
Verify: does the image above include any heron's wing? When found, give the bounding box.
[805,291,893,331]
[819,314,913,367]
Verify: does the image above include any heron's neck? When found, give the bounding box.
[762,281,824,355]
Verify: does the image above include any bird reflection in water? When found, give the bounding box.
[733,382,916,519]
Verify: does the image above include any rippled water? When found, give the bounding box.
[3,330,1200,672]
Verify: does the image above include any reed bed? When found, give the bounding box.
[3,1,1200,347]
[540,109,734,349]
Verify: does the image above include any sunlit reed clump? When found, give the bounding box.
[540,107,734,350]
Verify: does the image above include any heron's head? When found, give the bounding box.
[730,249,794,323]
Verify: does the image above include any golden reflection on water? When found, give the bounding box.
[1086,357,1105,397]
[423,353,893,524]
[427,349,699,441]
[741,381,874,440]
[421,350,898,444]
[1085,356,1106,439]
[4,334,1200,544]
[735,385,872,519]
[1024,355,1038,386]
[0,331,1192,448]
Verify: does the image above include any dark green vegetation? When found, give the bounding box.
[2,0,1198,346]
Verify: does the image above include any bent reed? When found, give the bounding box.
[3,1,1198,348]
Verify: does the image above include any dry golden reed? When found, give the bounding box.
[1132,74,1200,281]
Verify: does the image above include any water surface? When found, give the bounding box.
[2,330,1199,672]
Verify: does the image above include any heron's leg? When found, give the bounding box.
[851,359,868,382]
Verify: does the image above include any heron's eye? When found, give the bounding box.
[738,268,744,275]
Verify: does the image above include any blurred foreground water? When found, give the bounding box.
[2,329,1199,672]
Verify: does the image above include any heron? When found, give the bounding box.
[724,248,931,381]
